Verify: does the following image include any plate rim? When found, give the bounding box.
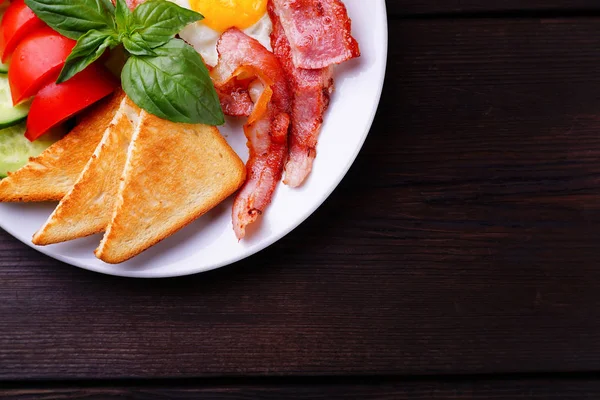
[0,0,389,278]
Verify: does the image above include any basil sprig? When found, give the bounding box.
[24,0,225,126]
[23,0,116,39]
[123,39,223,124]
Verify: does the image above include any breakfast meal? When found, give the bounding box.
[0,0,360,263]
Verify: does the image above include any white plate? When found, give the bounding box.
[0,0,388,278]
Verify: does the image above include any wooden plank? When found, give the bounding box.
[2,380,600,399]
[387,0,600,16]
[390,1,600,16]
[5,19,600,379]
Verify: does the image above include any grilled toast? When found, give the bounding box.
[32,97,141,245]
[95,110,246,264]
[0,90,126,202]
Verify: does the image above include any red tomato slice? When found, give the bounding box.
[0,0,45,62]
[9,27,76,105]
[26,64,118,141]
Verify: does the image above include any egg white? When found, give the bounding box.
[169,0,273,67]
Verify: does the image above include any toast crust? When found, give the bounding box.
[32,97,141,245]
[95,111,246,264]
[0,89,127,202]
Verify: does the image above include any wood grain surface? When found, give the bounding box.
[4,18,600,380]
[4,8,600,400]
[2,379,600,399]
[388,0,600,16]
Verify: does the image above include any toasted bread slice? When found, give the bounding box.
[0,89,126,202]
[95,111,246,264]
[32,97,141,245]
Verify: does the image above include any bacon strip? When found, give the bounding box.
[269,6,333,187]
[211,28,292,240]
[270,0,360,70]
[216,83,254,118]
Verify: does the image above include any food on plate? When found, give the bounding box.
[212,27,292,239]
[269,9,333,187]
[0,73,30,130]
[0,91,125,201]
[8,26,75,105]
[269,0,359,69]
[172,0,272,67]
[32,95,140,245]
[0,0,361,263]
[26,63,118,141]
[25,0,223,126]
[0,0,44,62]
[0,122,60,178]
[95,111,245,264]
[0,94,124,202]
[269,0,360,187]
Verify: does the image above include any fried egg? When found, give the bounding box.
[170,0,273,67]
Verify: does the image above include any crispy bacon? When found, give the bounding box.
[270,0,360,70]
[269,6,333,187]
[212,28,292,240]
[216,83,254,118]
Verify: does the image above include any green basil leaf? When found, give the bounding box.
[24,0,116,40]
[122,39,224,125]
[115,0,132,33]
[131,0,203,48]
[123,32,157,56]
[57,29,118,83]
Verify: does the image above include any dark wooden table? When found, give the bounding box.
[4,1,600,398]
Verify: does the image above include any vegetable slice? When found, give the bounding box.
[0,73,29,129]
[25,63,118,141]
[0,122,62,178]
[9,27,76,104]
[0,0,45,62]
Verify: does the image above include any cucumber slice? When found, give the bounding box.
[0,123,62,178]
[0,74,29,129]
[0,62,7,74]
